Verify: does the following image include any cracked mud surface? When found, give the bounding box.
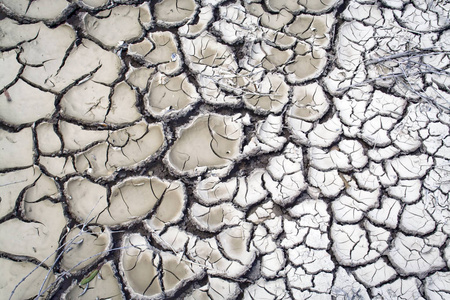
[0,0,449,299]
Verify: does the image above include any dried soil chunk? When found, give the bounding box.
[286,13,335,47]
[161,251,203,297]
[243,278,290,300]
[154,0,197,26]
[331,223,381,266]
[0,79,54,125]
[285,44,327,84]
[353,259,397,288]
[60,226,111,273]
[0,199,66,266]
[0,49,21,89]
[288,83,330,122]
[0,127,34,170]
[372,277,424,300]
[190,202,244,232]
[145,72,199,119]
[64,261,123,300]
[243,72,289,114]
[186,276,240,300]
[166,114,242,177]
[145,180,186,231]
[187,237,249,277]
[331,267,370,299]
[59,121,108,151]
[195,176,237,205]
[121,234,162,298]
[233,169,268,207]
[388,233,445,276]
[400,202,436,236]
[179,5,213,37]
[0,167,40,218]
[83,5,143,48]
[130,31,181,75]
[0,258,55,300]
[0,18,42,48]
[425,272,450,299]
[0,0,72,22]
[264,143,307,206]
[75,122,165,178]
[66,176,180,227]
[26,39,121,93]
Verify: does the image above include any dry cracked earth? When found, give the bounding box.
[0,0,449,299]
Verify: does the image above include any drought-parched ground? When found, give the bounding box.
[0,0,449,299]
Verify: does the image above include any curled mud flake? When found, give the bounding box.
[246,4,293,31]
[64,261,123,300]
[261,248,285,278]
[264,0,304,14]
[190,202,244,232]
[286,13,335,48]
[243,278,290,300]
[372,277,424,299]
[145,72,200,119]
[0,79,54,126]
[23,171,58,202]
[298,0,341,12]
[284,46,328,84]
[125,65,156,92]
[36,122,62,155]
[187,237,249,277]
[120,234,162,298]
[331,267,370,299]
[145,180,186,231]
[332,187,380,223]
[243,72,289,114]
[390,154,433,180]
[0,199,66,266]
[0,18,42,48]
[60,226,111,273]
[331,223,381,267]
[244,114,286,155]
[425,272,450,299]
[77,0,108,9]
[105,81,142,124]
[288,199,330,249]
[233,168,267,208]
[0,258,55,300]
[288,83,330,122]
[0,0,72,22]
[186,276,240,300]
[165,114,243,177]
[179,5,213,38]
[195,176,237,205]
[216,222,256,266]
[264,143,307,206]
[0,127,34,170]
[388,233,446,276]
[308,113,343,147]
[161,251,204,297]
[288,245,334,273]
[130,31,181,75]
[367,197,401,229]
[181,32,238,74]
[83,5,143,48]
[154,0,197,27]
[308,168,344,198]
[400,202,436,236]
[395,3,450,32]
[353,259,397,288]
[0,166,40,218]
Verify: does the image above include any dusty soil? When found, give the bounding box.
[0,0,449,299]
